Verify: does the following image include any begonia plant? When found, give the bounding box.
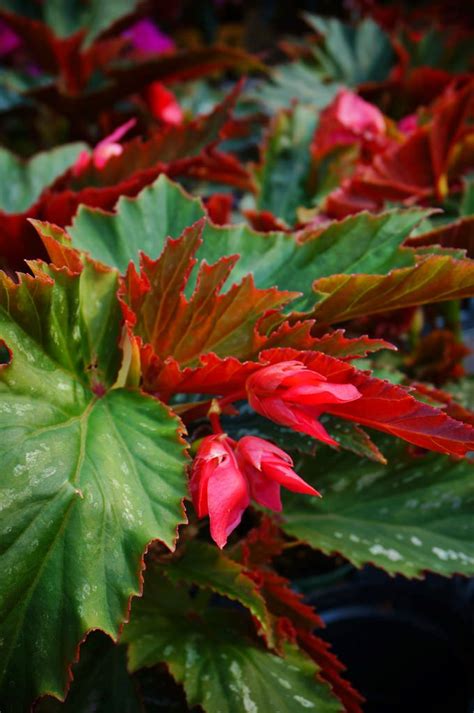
[0,3,473,712]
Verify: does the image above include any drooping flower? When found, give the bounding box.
[191,432,320,547]
[236,435,320,512]
[246,361,361,445]
[190,434,249,548]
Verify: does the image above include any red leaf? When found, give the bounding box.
[244,209,290,233]
[123,223,297,366]
[205,193,233,225]
[260,348,474,457]
[405,216,474,258]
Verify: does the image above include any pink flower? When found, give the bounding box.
[0,21,20,57]
[313,89,386,159]
[190,435,249,548]
[123,19,175,55]
[246,361,361,445]
[190,433,320,547]
[73,119,136,175]
[235,436,319,512]
[146,83,183,125]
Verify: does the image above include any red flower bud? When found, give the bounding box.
[246,360,361,445]
[189,435,249,548]
[236,436,320,512]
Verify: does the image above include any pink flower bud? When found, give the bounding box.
[246,361,361,445]
[189,435,249,548]
[236,436,320,512]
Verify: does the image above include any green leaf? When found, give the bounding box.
[254,105,318,225]
[0,264,188,709]
[252,61,341,114]
[1,0,139,43]
[123,575,342,713]
[70,176,205,272]
[460,175,474,217]
[0,143,86,213]
[69,175,427,307]
[164,540,274,643]
[282,438,474,578]
[304,14,395,85]
[35,632,142,713]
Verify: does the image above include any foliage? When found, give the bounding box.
[0,4,473,712]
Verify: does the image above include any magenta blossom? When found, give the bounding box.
[246,361,361,445]
[123,19,175,55]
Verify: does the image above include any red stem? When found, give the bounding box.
[209,409,224,434]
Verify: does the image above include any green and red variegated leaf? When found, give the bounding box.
[405,215,474,259]
[0,262,188,710]
[121,221,299,367]
[30,220,84,273]
[235,519,363,713]
[35,632,142,713]
[122,573,343,713]
[0,2,138,46]
[65,83,248,191]
[138,328,394,400]
[28,46,264,117]
[68,173,428,294]
[281,437,474,578]
[323,417,388,464]
[0,143,87,215]
[162,540,274,645]
[260,348,474,457]
[309,253,474,326]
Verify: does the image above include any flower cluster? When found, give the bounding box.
[191,360,362,546]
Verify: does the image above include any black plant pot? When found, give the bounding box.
[306,567,474,713]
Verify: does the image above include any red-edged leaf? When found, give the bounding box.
[260,348,474,456]
[405,216,474,258]
[139,326,394,400]
[64,83,249,191]
[308,253,474,325]
[237,521,363,713]
[122,222,298,369]
[300,329,395,359]
[30,220,84,273]
[141,350,261,398]
[412,382,474,427]
[28,46,264,117]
